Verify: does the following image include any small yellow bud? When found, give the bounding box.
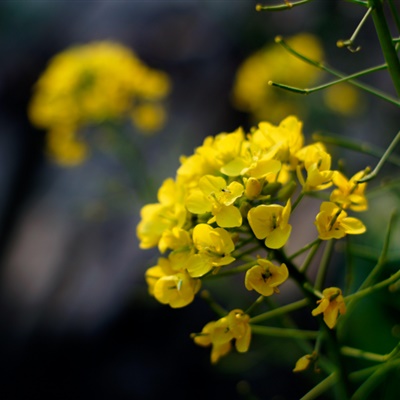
[245,177,262,199]
[293,352,317,373]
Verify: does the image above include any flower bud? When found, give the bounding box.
[245,177,262,199]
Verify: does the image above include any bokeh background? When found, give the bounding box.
[0,1,399,399]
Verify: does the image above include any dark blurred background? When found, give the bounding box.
[0,1,399,399]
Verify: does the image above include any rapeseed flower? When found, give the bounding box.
[29,40,171,165]
[188,224,235,277]
[315,201,366,240]
[312,287,346,329]
[245,259,289,296]
[192,309,251,363]
[232,33,324,123]
[145,257,201,308]
[330,170,368,211]
[247,199,292,249]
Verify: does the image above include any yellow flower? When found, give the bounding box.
[252,115,304,167]
[136,178,187,249]
[192,309,251,363]
[315,201,366,240]
[312,287,346,329]
[130,103,166,133]
[232,33,324,123]
[29,40,171,165]
[245,259,289,296]
[296,143,334,191]
[46,125,88,166]
[188,224,235,277]
[185,175,244,228]
[247,199,292,249]
[323,83,361,116]
[145,257,201,309]
[330,170,368,211]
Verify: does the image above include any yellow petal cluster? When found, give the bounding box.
[232,33,324,123]
[137,114,368,369]
[29,40,171,165]
[192,309,251,363]
[312,287,346,329]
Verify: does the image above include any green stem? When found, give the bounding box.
[351,358,400,400]
[269,63,387,95]
[388,0,400,34]
[275,250,351,399]
[245,295,264,315]
[299,239,322,273]
[369,0,400,96]
[250,325,318,339]
[315,239,335,291]
[206,259,257,278]
[276,36,400,106]
[358,210,397,290]
[337,7,373,52]
[341,346,387,362]
[358,130,400,183]
[345,268,400,303]
[200,290,227,317]
[291,190,305,211]
[249,298,309,323]
[256,0,315,12]
[300,372,337,400]
[312,132,400,168]
[288,238,321,261]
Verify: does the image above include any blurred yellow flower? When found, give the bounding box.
[323,83,361,116]
[232,33,324,123]
[29,40,171,165]
[192,309,251,363]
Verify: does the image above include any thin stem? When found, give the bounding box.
[256,0,314,12]
[358,210,397,290]
[369,0,400,96]
[337,7,373,52]
[200,290,227,317]
[300,372,337,400]
[299,239,322,273]
[289,238,321,261]
[358,130,400,183]
[345,268,400,303]
[233,244,262,259]
[276,36,400,106]
[388,0,400,35]
[206,259,257,278]
[275,250,351,399]
[315,239,335,291]
[250,325,319,339]
[249,298,309,323]
[245,295,264,315]
[341,346,387,362]
[291,190,305,211]
[269,63,387,95]
[351,359,400,400]
[313,132,400,168]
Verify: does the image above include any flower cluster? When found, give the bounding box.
[29,41,171,165]
[137,115,368,362]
